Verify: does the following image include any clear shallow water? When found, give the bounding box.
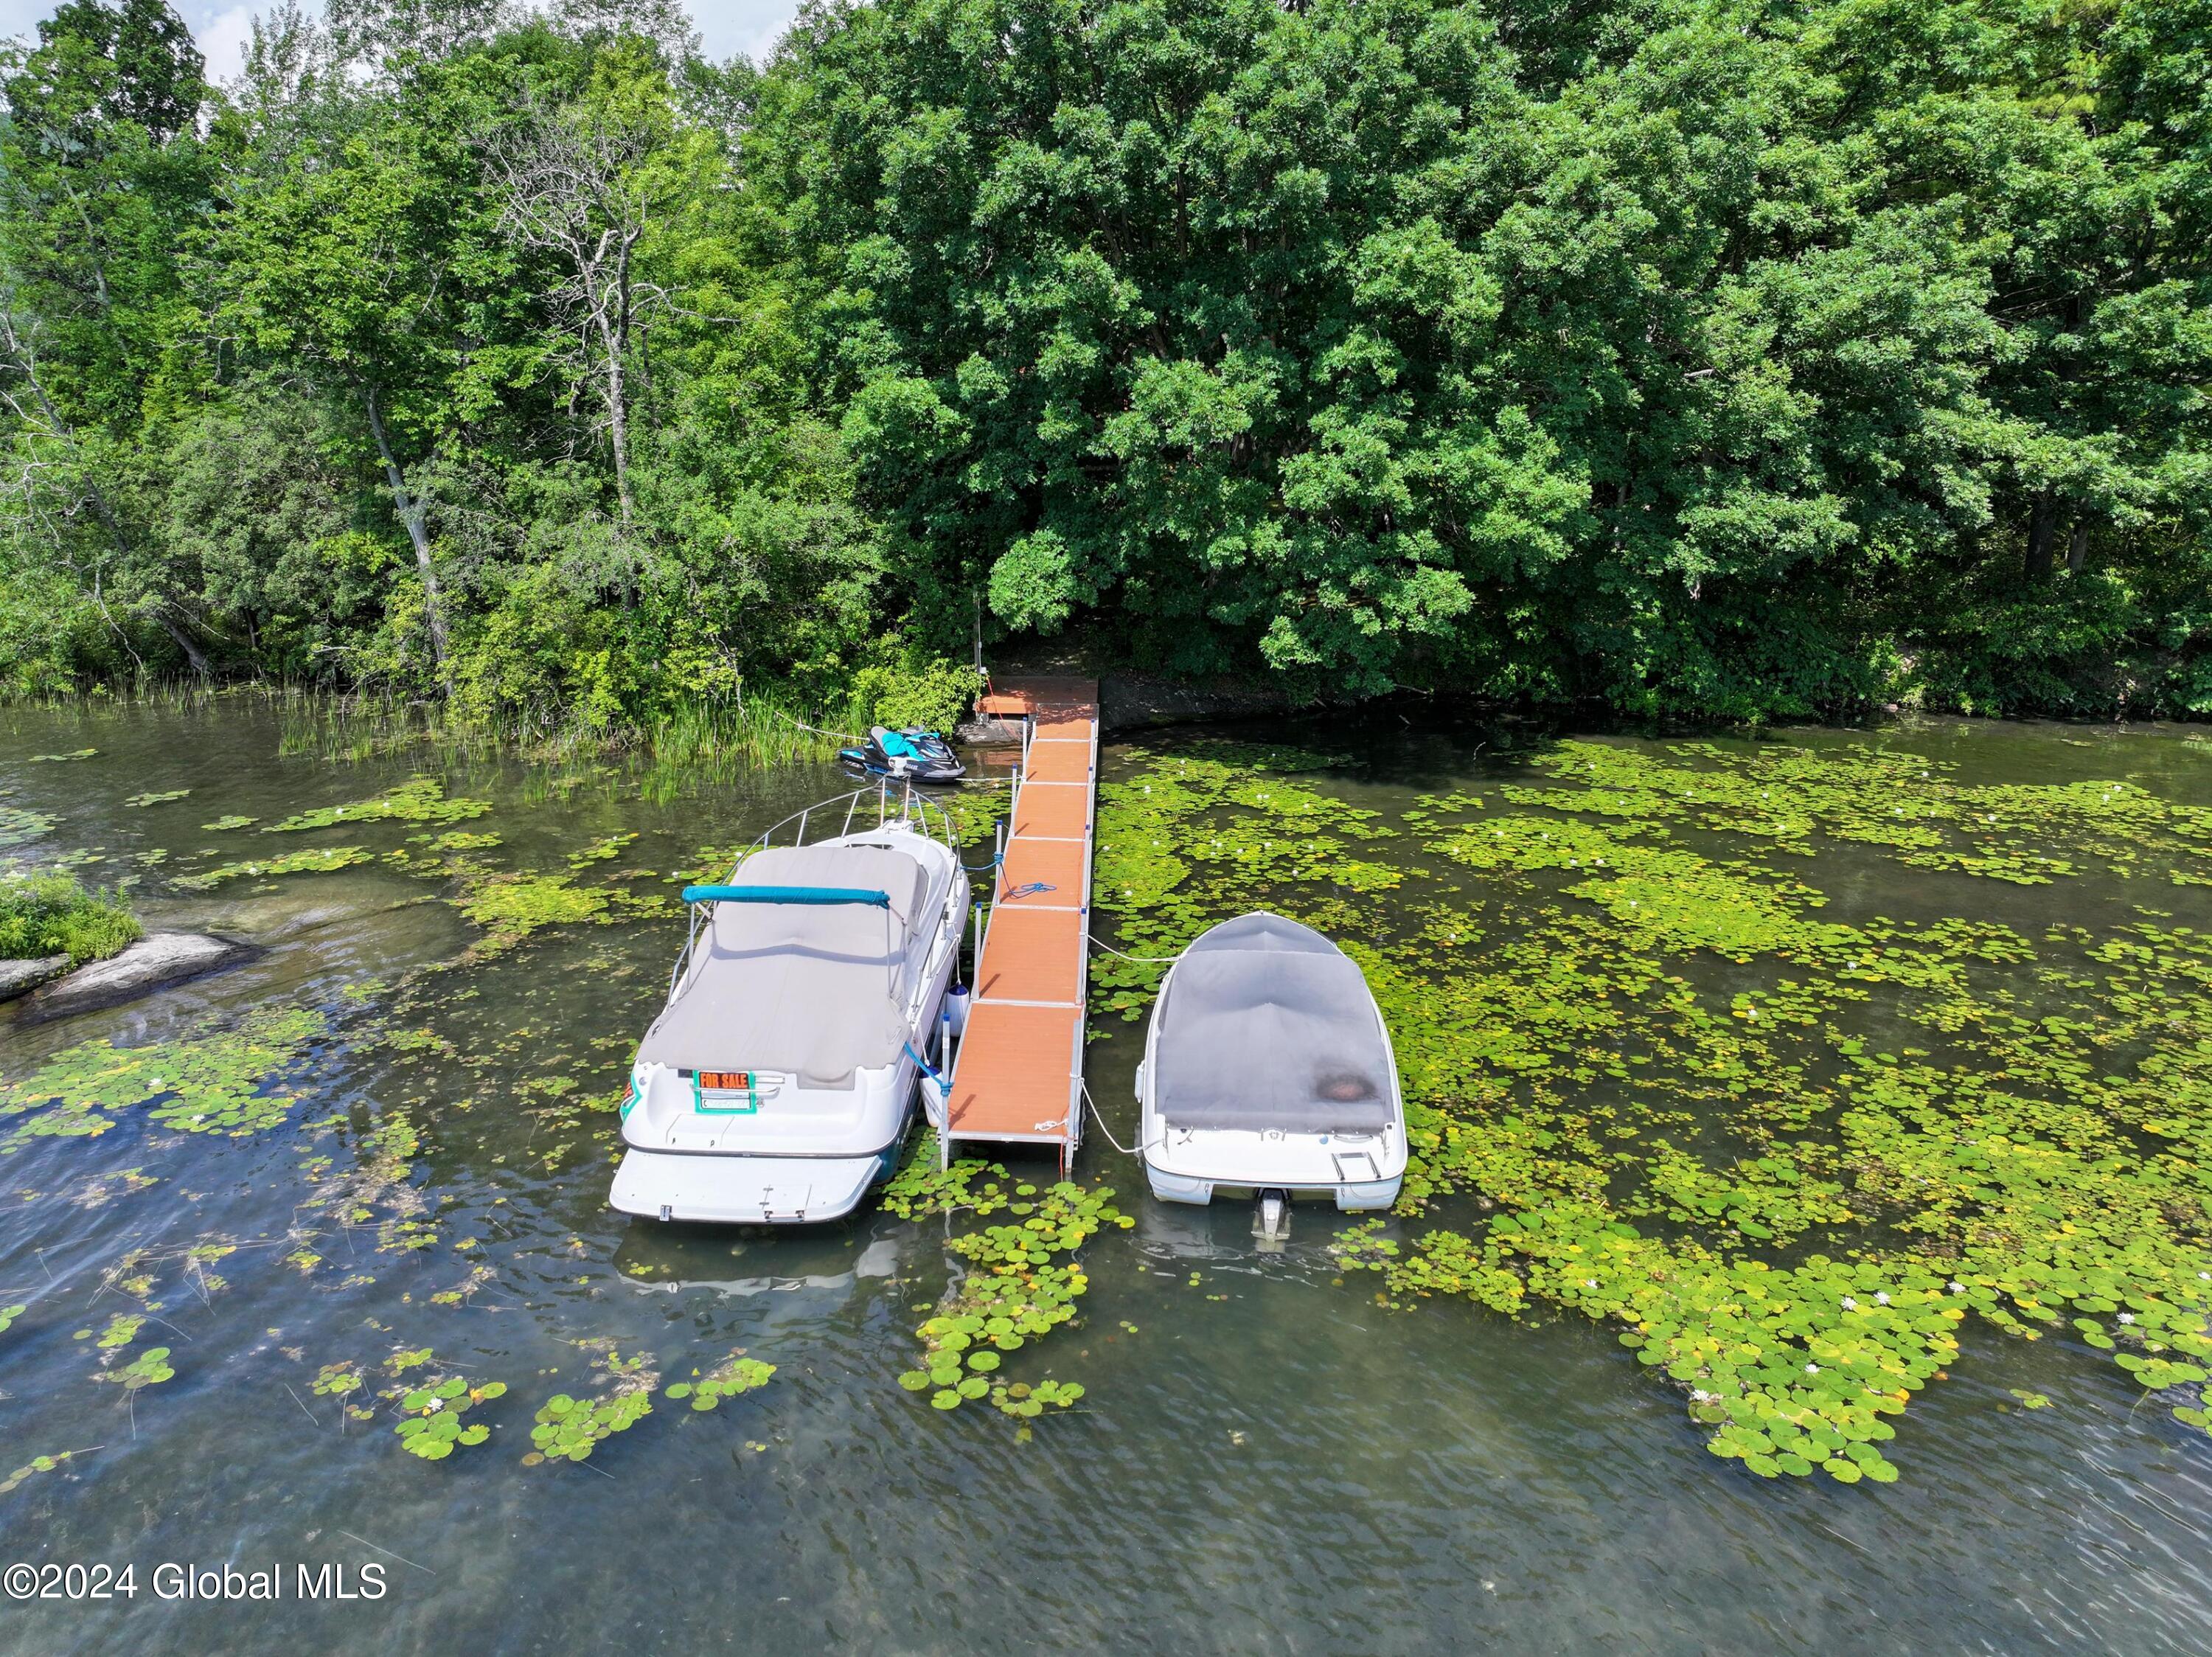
[0,701,2208,1654]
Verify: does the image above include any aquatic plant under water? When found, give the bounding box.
[263,777,492,833]
[527,1349,658,1463]
[887,1139,1125,1417]
[0,1007,324,1147]
[664,1352,775,1411]
[392,1373,508,1460]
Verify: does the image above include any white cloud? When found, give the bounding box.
[188,4,258,83]
[686,0,800,63]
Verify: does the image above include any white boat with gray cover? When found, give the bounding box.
[610,791,969,1225]
[1138,912,1405,1213]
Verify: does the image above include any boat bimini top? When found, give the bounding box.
[644,844,932,1089]
[1140,911,1406,1217]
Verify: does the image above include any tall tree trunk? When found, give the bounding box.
[2023,490,2059,583]
[63,183,111,313]
[363,384,449,672]
[2067,519,2090,573]
[594,304,636,529]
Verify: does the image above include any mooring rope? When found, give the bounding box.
[1080,1079,1140,1157]
[1086,935,1186,965]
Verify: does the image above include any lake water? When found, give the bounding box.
[2,699,2211,1655]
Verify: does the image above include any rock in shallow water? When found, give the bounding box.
[0,953,71,1002]
[21,932,256,1018]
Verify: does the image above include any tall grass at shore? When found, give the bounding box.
[271,684,851,776]
[3,676,926,802]
[0,872,141,966]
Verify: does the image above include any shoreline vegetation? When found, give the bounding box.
[0,0,2204,732]
[0,869,141,968]
[5,677,874,771]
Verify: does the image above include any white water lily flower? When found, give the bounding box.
[1805,1362,1820,1373]
[1584,1279,1598,1289]
[1840,1296,1857,1310]
[1875,1292,1891,1305]
[2118,1313,2135,1324]
[1950,1282,1966,1293]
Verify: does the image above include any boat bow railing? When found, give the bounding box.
[744,780,959,860]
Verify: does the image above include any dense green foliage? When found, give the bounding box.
[0,869,138,963]
[0,0,2206,723]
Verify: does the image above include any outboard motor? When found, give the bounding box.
[1253,1187,1291,1251]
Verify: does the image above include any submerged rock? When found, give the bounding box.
[0,953,71,1002]
[21,931,257,1019]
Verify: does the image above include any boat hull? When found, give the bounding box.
[611,1144,901,1225]
[1144,1164,1402,1212]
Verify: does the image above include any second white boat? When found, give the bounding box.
[1137,911,1406,1217]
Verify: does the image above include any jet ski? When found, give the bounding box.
[839,727,965,784]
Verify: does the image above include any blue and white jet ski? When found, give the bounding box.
[839,727,965,785]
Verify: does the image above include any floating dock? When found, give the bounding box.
[943,676,1098,1173]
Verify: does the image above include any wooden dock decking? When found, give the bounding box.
[945,676,1098,1171]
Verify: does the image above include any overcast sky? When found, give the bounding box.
[0,1,804,79]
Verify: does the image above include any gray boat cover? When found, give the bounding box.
[1152,912,1397,1133]
[639,843,933,1086]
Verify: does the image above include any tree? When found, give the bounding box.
[217,60,508,672]
[0,0,2201,720]
[0,0,212,670]
[489,35,700,530]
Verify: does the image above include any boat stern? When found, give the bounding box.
[610,1147,897,1225]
